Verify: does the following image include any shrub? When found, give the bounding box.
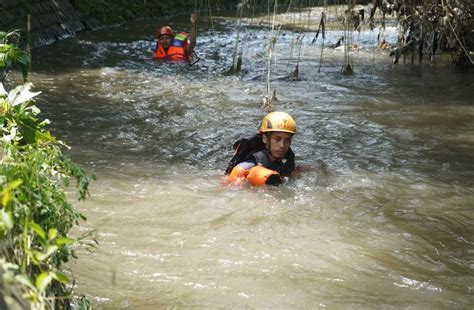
[1,32,94,309]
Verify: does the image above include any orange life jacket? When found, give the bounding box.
[226,165,282,187]
[154,32,190,62]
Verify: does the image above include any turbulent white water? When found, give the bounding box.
[26,10,474,308]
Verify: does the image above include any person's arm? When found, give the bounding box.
[185,12,198,56]
[226,162,255,183]
[226,161,282,186]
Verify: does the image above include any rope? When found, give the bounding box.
[286,35,296,70]
[266,0,278,96]
[342,0,354,74]
[317,2,327,73]
[230,1,245,72]
[261,0,280,113]
[207,0,214,30]
[285,0,293,15]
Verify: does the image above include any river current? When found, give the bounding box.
[26,10,474,309]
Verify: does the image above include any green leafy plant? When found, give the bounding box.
[0,29,29,83]
[1,75,94,308]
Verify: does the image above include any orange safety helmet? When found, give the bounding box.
[158,26,174,38]
[259,111,296,134]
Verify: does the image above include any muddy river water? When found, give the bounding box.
[26,10,474,308]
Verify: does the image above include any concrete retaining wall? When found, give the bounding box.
[0,0,98,47]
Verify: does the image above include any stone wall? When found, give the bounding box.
[0,0,98,47]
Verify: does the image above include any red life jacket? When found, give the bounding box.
[154,32,190,62]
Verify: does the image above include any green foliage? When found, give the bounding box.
[0,29,30,83]
[71,0,235,23]
[0,84,94,306]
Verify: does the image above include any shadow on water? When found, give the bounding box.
[20,11,474,309]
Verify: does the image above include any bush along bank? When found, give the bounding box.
[71,0,242,24]
[1,31,94,309]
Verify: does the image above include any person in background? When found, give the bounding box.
[225,111,297,186]
[154,12,197,62]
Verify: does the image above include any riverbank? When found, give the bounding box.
[0,0,240,47]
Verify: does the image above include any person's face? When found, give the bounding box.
[159,35,172,48]
[262,131,293,160]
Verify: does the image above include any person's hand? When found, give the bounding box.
[190,12,198,24]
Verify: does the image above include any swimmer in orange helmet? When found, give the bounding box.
[225,111,297,186]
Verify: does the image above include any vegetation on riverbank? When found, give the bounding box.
[245,1,472,69]
[366,0,473,68]
[71,0,240,23]
[1,30,94,309]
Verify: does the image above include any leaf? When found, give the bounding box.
[55,237,74,246]
[16,49,30,66]
[15,274,36,290]
[2,262,19,270]
[35,130,58,144]
[0,82,6,96]
[1,208,14,230]
[21,63,28,82]
[5,179,23,190]
[31,106,41,115]
[18,116,39,144]
[0,224,7,238]
[52,271,70,284]
[1,179,23,206]
[0,44,10,53]
[30,244,59,264]
[31,250,46,263]
[30,221,46,240]
[8,83,41,107]
[35,272,53,292]
[1,190,11,208]
[45,245,58,257]
[47,228,57,240]
[22,291,38,303]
